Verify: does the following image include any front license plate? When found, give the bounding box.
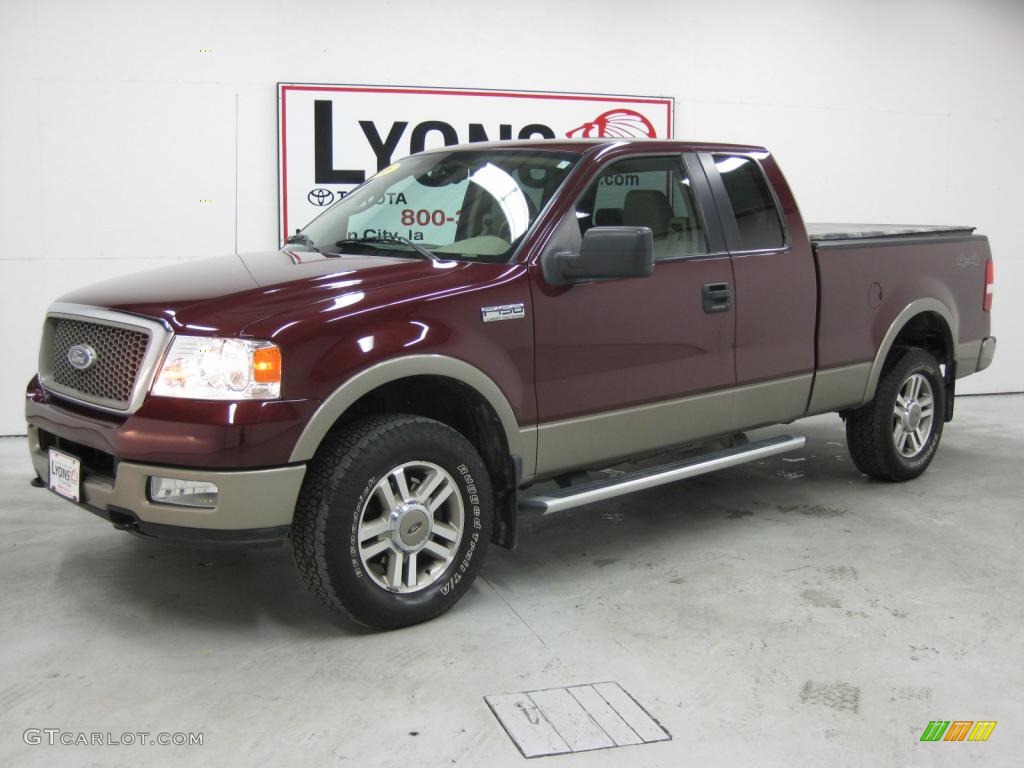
[48,449,81,502]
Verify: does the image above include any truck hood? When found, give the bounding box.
[57,249,463,335]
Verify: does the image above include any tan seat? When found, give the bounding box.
[624,189,700,258]
[623,190,672,237]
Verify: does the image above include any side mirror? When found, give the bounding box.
[543,226,654,285]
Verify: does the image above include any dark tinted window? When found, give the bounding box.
[576,156,707,260]
[714,155,785,250]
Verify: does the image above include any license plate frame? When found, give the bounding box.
[48,448,82,503]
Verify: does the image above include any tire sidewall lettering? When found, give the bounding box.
[457,463,482,527]
[348,474,377,580]
[439,464,482,595]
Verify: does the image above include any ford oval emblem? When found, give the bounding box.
[67,344,97,371]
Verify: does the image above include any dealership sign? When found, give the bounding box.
[277,84,674,244]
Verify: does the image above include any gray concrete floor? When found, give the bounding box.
[1,395,1022,767]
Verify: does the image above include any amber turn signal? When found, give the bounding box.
[252,345,283,384]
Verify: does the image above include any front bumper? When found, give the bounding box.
[28,425,305,546]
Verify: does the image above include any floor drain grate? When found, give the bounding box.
[485,682,671,758]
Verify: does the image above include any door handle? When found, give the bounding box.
[702,282,732,313]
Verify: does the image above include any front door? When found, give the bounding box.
[530,153,737,476]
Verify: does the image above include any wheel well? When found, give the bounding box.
[330,374,516,497]
[883,310,956,422]
[887,311,953,370]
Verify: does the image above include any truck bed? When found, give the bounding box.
[810,221,991,381]
[807,223,975,243]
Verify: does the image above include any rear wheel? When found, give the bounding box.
[292,414,492,629]
[845,348,946,481]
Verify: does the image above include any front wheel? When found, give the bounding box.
[292,414,492,629]
[845,348,946,482]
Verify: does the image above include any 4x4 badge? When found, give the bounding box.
[481,303,526,323]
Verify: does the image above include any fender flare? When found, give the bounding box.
[860,298,957,405]
[288,354,526,465]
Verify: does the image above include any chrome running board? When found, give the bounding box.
[520,434,806,515]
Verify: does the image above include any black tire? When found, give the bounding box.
[292,414,493,629]
[845,348,946,482]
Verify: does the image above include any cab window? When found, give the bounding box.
[712,155,786,251]
[576,156,708,260]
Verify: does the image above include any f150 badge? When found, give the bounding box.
[481,303,526,323]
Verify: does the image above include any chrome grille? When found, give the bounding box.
[39,304,171,413]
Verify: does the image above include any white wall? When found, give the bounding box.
[1,0,1021,434]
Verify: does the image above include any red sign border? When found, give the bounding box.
[276,83,675,243]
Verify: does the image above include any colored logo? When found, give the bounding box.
[566,108,658,139]
[307,188,335,206]
[920,720,997,742]
[67,344,97,371]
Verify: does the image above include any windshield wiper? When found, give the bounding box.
[334,235,440,262]
[284,232,318,250]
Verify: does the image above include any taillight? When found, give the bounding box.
[983,259,994,312]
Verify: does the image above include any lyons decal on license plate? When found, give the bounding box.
[48,449,81,502]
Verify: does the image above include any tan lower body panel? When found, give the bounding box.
[29,426,305,530]
[806,363,873,415]
[534,374,814,478]
[517,426,539,482]
[536,388,733,477]
[730,374,813,431]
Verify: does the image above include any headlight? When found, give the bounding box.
[152,336,282,400]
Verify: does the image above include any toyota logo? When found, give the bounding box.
[307,188,335,207]
[67,344,97,371]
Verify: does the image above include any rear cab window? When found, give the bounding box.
[712,155,786,251]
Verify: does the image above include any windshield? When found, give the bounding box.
[298,149,579,263]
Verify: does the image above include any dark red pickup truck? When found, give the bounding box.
[26,139,996,628]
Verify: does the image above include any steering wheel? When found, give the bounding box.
[494,192,539,242]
